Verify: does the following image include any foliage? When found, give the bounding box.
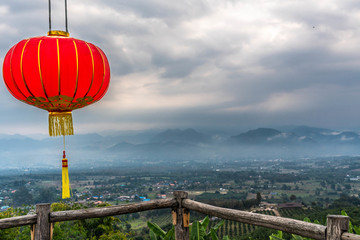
[330,194,360,209]
[0,202,131,240]
[98,231,128,240]
[269,211,359,240]
[51,202,131,240]
[0,207,31,240]
[341,210,360,235]
[238,227,277,240]
[52,221,87,240]
[147,216,226,240]
[147,222,174,240]
[199,198,259,210]
[256,192,262,205]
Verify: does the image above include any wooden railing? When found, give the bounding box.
[0,191,359,240]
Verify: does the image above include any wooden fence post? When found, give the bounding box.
[173,191,190,240]
[35,204,51,240]
[326,215,349,240]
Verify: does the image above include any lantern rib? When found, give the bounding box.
[5,43,28,100]
[38,39,54,108]
[56,39,61,96]
[92,45,106,99]
[83,42,95,98]
[72,40,79,100]
[20,39,36,98]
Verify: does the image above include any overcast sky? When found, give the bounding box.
[1,0,360,135]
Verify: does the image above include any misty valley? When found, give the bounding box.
[1,126,360,239]
[1,126,360,170]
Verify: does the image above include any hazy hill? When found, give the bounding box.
[330,131,360,144]
[151,128,210,144]
[291,126,334,136]
[229,128,282,144]
[291,126,360,145]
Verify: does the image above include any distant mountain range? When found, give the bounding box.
[229,126,360,146]
[0,126,360,169]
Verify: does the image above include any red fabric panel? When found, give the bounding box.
[86,43,103,100]
[11,39,35,99]
[93,46,110,100]
[58,38,77,97]
[73,39,93,100]
[22,38,46,98]
[39,36,59,98]
[2,45,27,100]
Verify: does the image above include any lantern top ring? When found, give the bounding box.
[48,30,69,37]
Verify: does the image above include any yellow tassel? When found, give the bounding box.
[62,158,71,199]
[49,112,74,137]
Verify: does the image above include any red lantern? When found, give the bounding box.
[3,30,110,199]
[3,31,110,136]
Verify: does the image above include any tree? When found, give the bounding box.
[281,193,289,202]
[99,231,127,240]
[256,192,262,205]
[147,216,224,240]
[51,202,130,239]
[0,208,31,240]
[290,195,297,201]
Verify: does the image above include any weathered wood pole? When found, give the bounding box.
[34,204,51,240]
[31,224,35,240]
[173,191,190,240]
[326,215,349,240]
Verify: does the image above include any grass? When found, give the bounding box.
[128,218,148,230]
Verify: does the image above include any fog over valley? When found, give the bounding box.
[1,126,360,171]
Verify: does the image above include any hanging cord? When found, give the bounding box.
[48,0,69,33]
[48,0,51,32]
[65,0,68,33]
[63,135,66,170]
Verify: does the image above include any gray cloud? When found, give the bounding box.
[1,0,360,135]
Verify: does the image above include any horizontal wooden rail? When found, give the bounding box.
[0,214,37,229]
[51,198,177,222]
[0,192,359,240]
[183,199,326,240]
[342,233,360,240]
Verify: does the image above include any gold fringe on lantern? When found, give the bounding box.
[62,158,71,199]
[49,112,74,136]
